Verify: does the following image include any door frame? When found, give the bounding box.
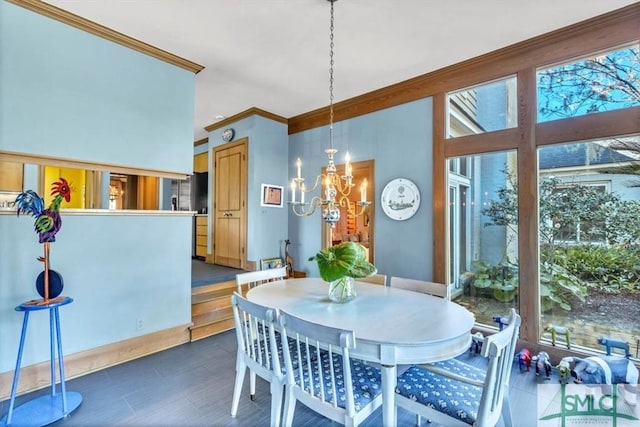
[211,138,248,269]
[321,159,376,264]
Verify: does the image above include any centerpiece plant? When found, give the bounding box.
[309,241,376,303]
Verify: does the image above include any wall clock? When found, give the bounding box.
[380,178,420,221]
[222,128,235,142]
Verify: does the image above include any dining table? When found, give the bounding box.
[246,277,475,427]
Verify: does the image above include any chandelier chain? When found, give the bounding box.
[288,0,370,228]
[329,0,335,148]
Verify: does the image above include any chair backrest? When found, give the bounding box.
[230,292,283,381]
[278,310,382,424]
[236,266,287,295]
[389,276,450,299]
[358,274,387,286]
[477,308,521,427]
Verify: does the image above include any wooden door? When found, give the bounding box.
[213,139,247,269]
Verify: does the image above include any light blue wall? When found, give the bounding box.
[0,213,192,372]
[208,115,289,264]
[0,2,195,375]
[288,98,434,281]
[0,1,195,175]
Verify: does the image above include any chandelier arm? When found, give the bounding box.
[296,173,326,194]
[336,195,370,217]
[291,196,323,217]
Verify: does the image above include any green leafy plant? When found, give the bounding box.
[539,261,587,312]
[309,241,376,282]
[469,260,519,302]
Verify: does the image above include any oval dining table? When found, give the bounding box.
[246,277,475,427]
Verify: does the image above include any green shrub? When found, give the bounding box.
[469,258,588,311]
[548,244,640,292]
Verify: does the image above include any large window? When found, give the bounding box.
[448,150,519,327]
[436,9,639,356]
[538,138,640,355]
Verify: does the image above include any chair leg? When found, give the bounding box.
[282,386,296,427]
[269,382,283,427]
[231,359,247,417]
[250,369,257,400]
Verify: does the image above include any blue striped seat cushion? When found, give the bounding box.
[395,358,486,425]
[295,352,382,412]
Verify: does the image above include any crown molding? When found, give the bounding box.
[204,107,288,132]
[194,137,209,147]
[6,0,204,74]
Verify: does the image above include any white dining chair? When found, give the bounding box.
[278,310,383,427]
[389,276,451,299]
[395,308,520,427]
[230,293,285,427]
[235,266,287,296]
[358,273,387,286]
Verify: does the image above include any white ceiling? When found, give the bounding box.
[45,0,638,141]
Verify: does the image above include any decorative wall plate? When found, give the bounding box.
[380,178,420,220]
[222,128,235,142]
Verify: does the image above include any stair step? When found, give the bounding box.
[191,307,233,328]
[190,279,237,342]
[192,286,236,305]
[192,297,231,317]
[191,280,236,296]
[190,317,235,341]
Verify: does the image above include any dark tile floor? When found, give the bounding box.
[0,330,551,427]
[192,260,246,287]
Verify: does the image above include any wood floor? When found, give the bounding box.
[0,329,548,427]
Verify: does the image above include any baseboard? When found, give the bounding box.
[0,324,191,401]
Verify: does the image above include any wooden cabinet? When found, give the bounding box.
[195,215,207,258]
[193,152,208,173]
[0,160,23,192]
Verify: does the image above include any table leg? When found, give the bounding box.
[49,307,56,397]
[381,364,397,427]
[6,312,30,425]
[53,307,69,414]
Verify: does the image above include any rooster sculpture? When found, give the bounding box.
[15,177,71,304]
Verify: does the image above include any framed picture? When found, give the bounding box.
[261,257,283,270]
[261,184,284,208]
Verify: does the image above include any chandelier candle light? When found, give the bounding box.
[289,0,370,228]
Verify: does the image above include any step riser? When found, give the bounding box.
[190,318,235,341]
[192,297,232,316]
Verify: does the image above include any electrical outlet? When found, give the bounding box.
[136,318,144,331]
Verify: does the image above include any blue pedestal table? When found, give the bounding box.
[0,297,82,426]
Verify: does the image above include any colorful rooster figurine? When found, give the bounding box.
[15,178,71,304]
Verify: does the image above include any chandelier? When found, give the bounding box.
[289,0,370,228]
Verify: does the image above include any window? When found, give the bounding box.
[448,150,519,327]
[537,136,640,354]
[447,76,517,138]
[537,44,640,122]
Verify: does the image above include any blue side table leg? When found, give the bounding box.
[5,311,30,425]
[53,307,68,414]
[49,308,56,398]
